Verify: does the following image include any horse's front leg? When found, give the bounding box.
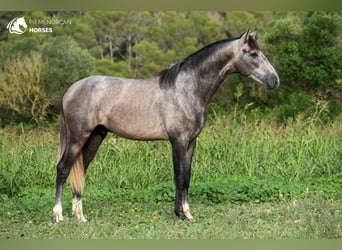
[171,138,197,220]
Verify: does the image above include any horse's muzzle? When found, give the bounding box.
[266,74,280,90]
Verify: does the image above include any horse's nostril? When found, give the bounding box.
[272,74,280,89]
[266,74,280,89]
[275,77,280,88]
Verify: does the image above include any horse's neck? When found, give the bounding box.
[193,45,236,106]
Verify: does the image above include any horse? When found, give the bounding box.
[53,31,279,223]
[7,17,27,34]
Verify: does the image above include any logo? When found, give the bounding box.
[7,16,72,35]
[7,16,28,34]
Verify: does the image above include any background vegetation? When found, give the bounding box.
[0,11,341,123]
[0,11,341,239]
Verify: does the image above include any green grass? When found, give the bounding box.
[0,115,341,238]
[0,186,341,239]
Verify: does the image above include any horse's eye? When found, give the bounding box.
[250,52,258,59]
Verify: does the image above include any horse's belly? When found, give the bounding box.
[93,79,167,140]
[103,109,168,140]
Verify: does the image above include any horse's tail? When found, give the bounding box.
[58,102,85,194]
[69,152,85,194]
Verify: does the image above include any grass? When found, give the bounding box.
[0,186,341,239]
[0,114,341,239]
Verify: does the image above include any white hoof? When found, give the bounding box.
[53,205,64,223]
[184,211,194,220]
[183,202,193,220]
[75,213,88,222]
[72,197,87,222]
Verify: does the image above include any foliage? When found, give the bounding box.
[0,114,340,197]
[41,36,96,113]
[0,51,49,123]
[0,110,341,239]
[265,12,341,90]
[132,40,176,78]
[0,11,341,238]
[95,58,131,77]
[1,187,341,239]
[146,177,342,205]
[0,120,341,239]
[0,35,96,121]
[0,37,40,62]
[263,12,342,122]
[0,11,341,124]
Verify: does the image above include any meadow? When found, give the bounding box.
[0,114,341,239]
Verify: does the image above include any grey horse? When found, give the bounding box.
[53,31,279,223]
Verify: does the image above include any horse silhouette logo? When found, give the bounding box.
[7,17,28,34]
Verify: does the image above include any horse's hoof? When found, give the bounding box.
[53,205,64,223]
[184,210,193,220]
[75,214,88,222]
[175,211,194,221]
[55,214,64,223]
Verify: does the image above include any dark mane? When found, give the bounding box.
[158,61,185,88]
[158,37,239,88]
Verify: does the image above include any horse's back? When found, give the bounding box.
[63,75,151,109]
[62,75,168,140]
[64,75,127,98]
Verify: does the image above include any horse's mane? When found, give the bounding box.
[158,37,239,88]
[158,61,185,88]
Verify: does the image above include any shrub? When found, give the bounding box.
[265,12,341,90]
[41,36,96,113]
[0,51,49,124]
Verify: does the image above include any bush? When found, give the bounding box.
[42,36,96,113]
[263,12,342,122]
[276,92,313,123]
[0,51,49,124]
[265,12,341,90]
[0,37,40,63]
[96,58,131,77]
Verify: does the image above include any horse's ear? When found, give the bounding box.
[240,30,259,50]
[240,30,250,44]
[250,31,257,40]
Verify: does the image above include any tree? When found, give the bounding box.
[148,11,197,57]
[188,11,224,45]
[300,12,342,88]
[95,58,131,77]
[224,11,258,37]
[41,36,96,113]
[0,37,40,65]
[85,11,126,60]
[264,11,342,122]
[265,11,342,90]
[132,40,176,78]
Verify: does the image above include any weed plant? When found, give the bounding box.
[0,114,341,239]
[0,114,340,200]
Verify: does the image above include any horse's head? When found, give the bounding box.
[234,31,279,89]
[17,17,28,28]
[7,16,27,34]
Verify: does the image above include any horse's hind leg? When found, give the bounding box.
[71,126,107,222]
[82,126,108,172]
[53,143,83,223]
